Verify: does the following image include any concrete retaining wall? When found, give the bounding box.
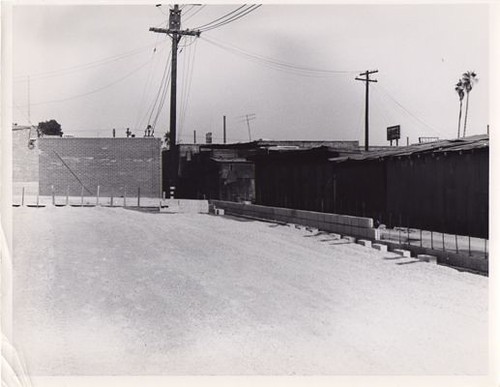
[210,200,380,240]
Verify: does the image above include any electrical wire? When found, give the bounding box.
[14,41,165,82]
[138,45,172,128]
[20,59,153,107]
[150,61,172,130]
[376,84,444,138]
[181,4,196,18]
[142,48,172,130]
[183,4,206,23]
[193,5,248,30]
[199,5,262,32]
[178,41,190,136]
[202,35,361,77]
[179,39,198,140]
[133,36,166,131]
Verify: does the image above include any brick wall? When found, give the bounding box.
[12,127,39,184]
[38,138,161,197]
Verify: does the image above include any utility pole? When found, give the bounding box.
[355,70,378,151]
[223,115,227,144]
[150,5,200,187]
[150,5,200,149]
[27,75,31,124]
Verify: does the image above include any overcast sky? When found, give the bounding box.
[12,3,490,145]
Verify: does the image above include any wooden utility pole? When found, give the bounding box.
[355,70,378,151]
[150,5,200,189]
[223,115,227,144]
[149,5,200,150]
[27,75,31,124]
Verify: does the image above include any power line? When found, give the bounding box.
[202,35,361,77]
[199,5,262,32]
[179,40,199,139]
[144,49,172,129]
[183,4,206,22]
[13,41,165,82]
[377,84,444,138]
[133,36,165,131]
[21,59,153,106]
[193,5,248,30]
[148,51,173,131]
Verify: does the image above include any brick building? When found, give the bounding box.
[38,137,162,197]
[12,125,39,193]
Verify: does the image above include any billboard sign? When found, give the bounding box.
[387,125,401,141]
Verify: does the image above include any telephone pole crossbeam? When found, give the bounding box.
[355,70,378,152]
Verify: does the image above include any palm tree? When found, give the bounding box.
[461,71,478,138]
[455,80,464,138]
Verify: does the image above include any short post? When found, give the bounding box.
[66,186,69,206]
[442,232,445,252]
[420,228,423,248]
[407,217,410,246]
[455,234,459,254]
[111,189,114,207]
[81,185,84,207]
[124,187,127,207]
[137,187,141,207]
[21,187,25,206]
[468,235,471,256]
[51,185,55,206]
[96,185,100,206]
[431,230,434,249]
[163,191,166,200]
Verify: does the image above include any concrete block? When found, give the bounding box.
[357,239,372,248]
[215,208,225,216]
[342,235,356,243]
[358,217,374,228]
[417,254,437,264]
[372,243,388,252]
[393,249,411,258]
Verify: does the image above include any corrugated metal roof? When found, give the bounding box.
[328,135,488,163]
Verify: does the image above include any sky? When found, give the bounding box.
[11,3,490,146]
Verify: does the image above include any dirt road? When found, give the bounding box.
[13,207,488,375]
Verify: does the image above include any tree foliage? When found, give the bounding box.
[38,119,63,137]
